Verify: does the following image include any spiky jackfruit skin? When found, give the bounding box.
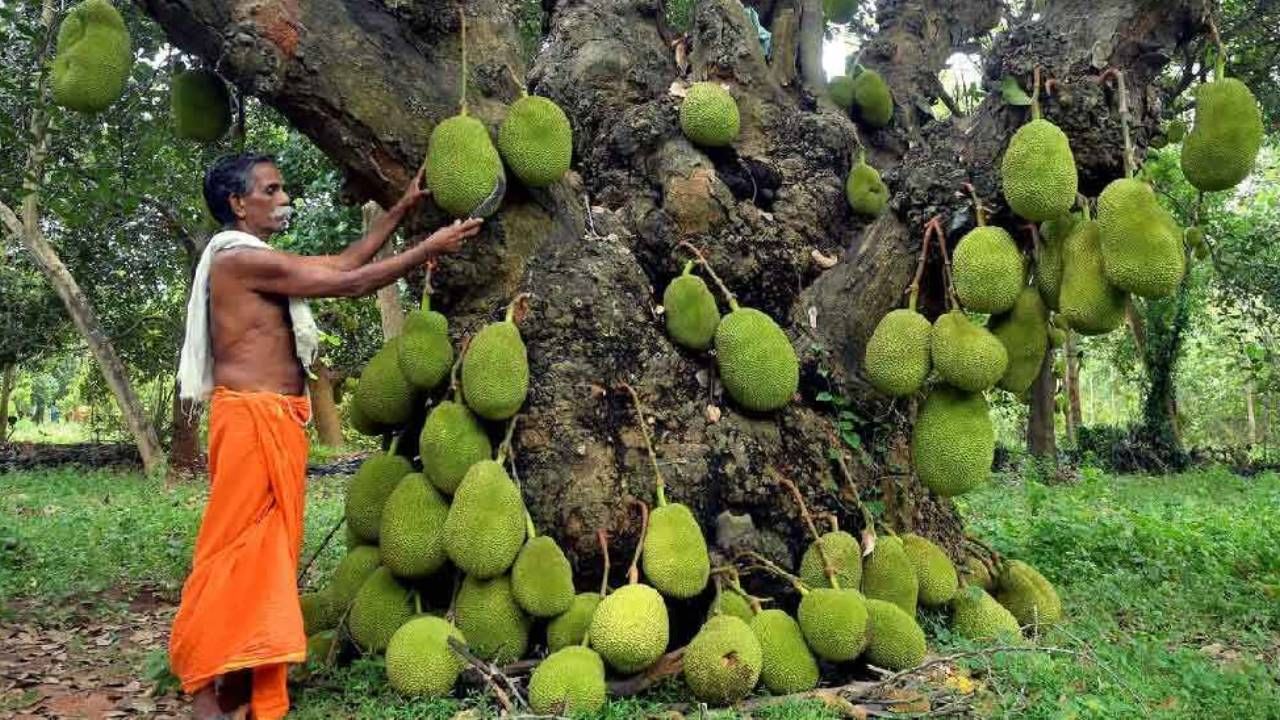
[397,310,453,391]
[712,588,755,621]
[1058,220,1126,335]
[861,536,918,615]
[300,592,335,636]
[170,70,231,142]
[901,534,958,607]
[418,400,490,495]
[951,585,1022,641]
[799,530,862,590]
[1001,119,1078,221]
[348,567,414,652]
[912,385,994,497]
[326,545,382,616]
[680,82,740,147]
[547,592,602,652]
[931,311,1009,393]
[462,320,529,420]
[824,0,857,23]
[988,288,1049,394]
[714,308,799,412]
[851,69,893,127]
[380,474,449,580]
[750,609,819,694]
[385,616,466,697]
[642,503,711,599]
[454,575,530,664]
[51,0,132,113]
[1036,214,1077,311]
[845,160,889,216]
[797,588,867,661]
[347,400,383,437]
[345,452,413,542]
[995,560,1062,629]
[864,599,926,670]
[528,645,607,715]
[683,615,763,705]
[962,556,995,591]
[355,338,415,427]
[1164,119,1187,143]
[589,584,670,674]
[425,115,505,218]
[512,535,575,617]
[663,272,720,351]
[498,95,573,187]
[863,309,932,397]
[828,76,856,108]
[1097,179,1185,299]
[443,460,527,578]
[953,226,1025,314]
[1181,78,1263,192]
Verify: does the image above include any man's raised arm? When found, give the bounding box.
[326,167,431,271]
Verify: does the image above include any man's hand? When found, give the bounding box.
[394,164,430,213]
[422,218,483,256]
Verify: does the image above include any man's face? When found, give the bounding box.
[229,162,291,236]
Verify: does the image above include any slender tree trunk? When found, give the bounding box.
[1245,379,1257,445]
[168,225,210,473]
[797,0,825,93]
[308,362,345,447]
[1065,333,1081,443]
[1027,349,1057,463]
[0,363,14,441]
[366,202,404,339]
[1125,297,1147,360]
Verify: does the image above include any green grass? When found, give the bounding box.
[7,419,93,444]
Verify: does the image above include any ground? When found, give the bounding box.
[1,465,1277,718]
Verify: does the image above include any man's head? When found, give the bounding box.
[203,153,292,238]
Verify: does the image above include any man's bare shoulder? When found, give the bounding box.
[212,246,289,277]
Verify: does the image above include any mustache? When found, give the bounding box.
[271,206,294,225]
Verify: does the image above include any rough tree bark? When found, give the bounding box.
[308,362,345,447]
[1065,332,1082,442]
[0,363,14,441]
[365,202,405,339]
[1027,349,1057,463]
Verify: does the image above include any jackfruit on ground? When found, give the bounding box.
[712,587,755,621]
[379,474,449,580]
[861,535,918,615]
[988,288,1049,394]
[1180,78,1263,192]
[663,265,721,351]
[797,587,867,662]
[326,545,382,616]
[863,308,931,397]
[51,0,132,113]
[443,460,527,578]
[512,535,575,617]
[454,574,530,664]
[461,318,528,421]
[680,82,740,147]
[930,311,1009,393]
[995,560,1062,629]
[1035,214,1076,311]
[901,533,958,606]
[425,115,505,218]
[1001,119,1078,221]
[419,400,491,495]
[851,69,893,127]
[1058,220,1126,335]
[642,502,711,599]
[354,338,415,427]
[347,567,415,652]
[951,585,1021,641]
[952,226,1025,314]
[750,609,819,694]
[845,159,889,216]
[547,592,602,651]
[714,307,799,412]
[864,599,926,670]
[385,616,466,697]
[397,309,453,391]
[528,645,607,715]
[828,76,856,108]
[961,556,995,591]
[498,95,573,188]
[1097,178,1185,299]
[171,70,231,142]
[912,384,994,497]
[345,452,413,542]
[824,0,857,24]
[799,530,862,590]
[589,583,669,674]
[682,615,763,705]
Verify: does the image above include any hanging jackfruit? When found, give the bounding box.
[796,587,867,662]
[1001,118,1078,221]
[398,307,453,391]
[912,384,994,497]
[663,262,720,351]
[354,337,415,427]
[952,226,1025,314]
[171,70,231,143]
[385,616,466,697]
[951,585,1022,641]
[51,0,133,114]
[1181,77,1263,191]
[345,451,413,543]
[1035,213,1078,311]
[462,305,529,421]
[419,400,491,495]
[1096,178,1185,299]
[325,545,382,618]
[851,69,893,127]
[426,115,506,218]
[498,94,573,188]
[454,574,530,664]
[527,645,607,715]
[863,308,932,397]
[642,502,711,599]
[347,567,415,653]
[512,533,576,618]
[846,157,889,216]
[988,287,1049,394]
[715,306,799,412]
[379,474,449,580]
[930,311,1009,393]
[1058,219,1126,335]
[443,460,527,578]
[680,82,740,148]
[547,592,602,651]
[798,530,862,590]
[828,76,856,109]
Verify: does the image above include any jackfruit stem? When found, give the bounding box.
[1030,66,1042,121]
[458,9,469,116]
[448,336,468,402]
[496,414,520,465]
[504,64,529,98]
[1207,12,1225,81]
[618,382,666,502]
[963,182,987,227]
[932,218,961,311]
[830,446,879,538]
[713,566,763,614]
[387,435,401,455]
[1100,68,1135,178]
[627,499,650,585]
[504,292,531,325]
[676,240,738,310]
[597,528,611,598]
[413,591,423,615]
[420,260,436,312]
[524,510,537,539]
[770,468,841,590]
[739,551,808,595]
[906,216,940,311]
[681,259,695,277]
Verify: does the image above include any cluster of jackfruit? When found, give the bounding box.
[829,67,894,128]
[51,0,134,114]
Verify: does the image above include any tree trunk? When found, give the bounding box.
[0,363,14,442]
[168,219,210,474]
[1245,379,1257,446]
[1027,348,1057,463]
[309,363,345,447]
[1065,332,1081,443]
[366,202,405,340]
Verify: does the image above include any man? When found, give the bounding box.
[170,153,482,719]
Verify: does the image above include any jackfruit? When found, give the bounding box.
[300,592,334,636]
[861,535,918,615]
[512,534,575,617]
[750,609,819,694]
[797,587,867,661]
[712,587,755,622]
[589,583,670,674]
[901,534,958,606]
[306,631,336,666]
[51,0,132,114]
[799,530,862,590]
[864,599,926,670]
[443,460,527,578]
[951,585,1021,641]
[498,95,573,188]
[912,384,994,497]
[1181,78,1263,191]
[995,560,1062,629]
[828,76,856,108]
[326,545,382,616]
[347,567,414,652]
[962,556,995,591]
[171,70,231,143]
[952,226,1025,314]
[988,288,1049,394]
[425,115,505,218]
[380,474,449,580]
[419,400,491,495]
[1185,226,1205,249]
[1097,178,1185,299]
[851,69,893,127]
[1001,119,1078,221]
[528,645,607,715]
[824,0,857,24]
[680,82,740,147]
[1047,326,1067,348]
[461,311,528,421]
[397,309,453,391]
[931,311,1009,392]
[345,451,413,542]
[1058,220,1126,335]
[454,574,530,664]
[846,158,889,216]
[683,615,763,705]
[547,592,602,651]
[344,523,363,550]
[714,306,799,412]
[863,308,931,397]
[642,502,711,599]
[1035,214,1076,311]
[347,400,383,437]
[385,616,466,697]
[663,263,721,351]
[354,338,415,427]
[1164,119,1187,143]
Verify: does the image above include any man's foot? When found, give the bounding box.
[192,685,231,719]
[216,670,252,712]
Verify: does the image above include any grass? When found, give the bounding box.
[6,419,93,444]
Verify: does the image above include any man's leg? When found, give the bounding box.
[249,664,290,719]
[217,669,251,714]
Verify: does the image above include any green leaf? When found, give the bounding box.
[816,391,834,403]
[1000,76,1033,106]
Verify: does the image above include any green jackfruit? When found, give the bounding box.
[931,311,1009,393]
[347,567,414,652]
[454,574,530,664]
[1058,220,1126,335]
[461,314,529,421]
[300,592,334,636]
[443,460,527,578]
[912,384,994,497]
[1185,226,1205,248]
[1001,119,1078,221]
[498,95,573,188]
[642,502,711,599]
[528,645,607,715]
[952,226,1025,313]
[1097,178,1185,299]
[712,587,755,622]
[988,288,1049,394]
[380,474,449,580]
[347,400,383,437]
[824,0,857,24]
[846,159,889,216]
[663,264,721,351]
[345,452,413,542]
[828,76,856,108]
[864,598,926,670]
[171,70,231,143]
[799,530,862,590]
[51,0,132,113]
[951,585,1021,641]
[418,400,491,495]
[1181,78,1263,191]
[750,609,819,694]
[326,545,382,616]
[683,615,763,705]
[995,560,1062,629]
[851,69,893,127]
[1036,214,1078,311]
[425,115,505,218]
[1164,119,1187,143]
[512,535,575,618]
[863,308,932,397]
[714,307,799,412]
[398,309,453,391]
[901,534,958,607]
[962,556,995,591]
[1048,326,1067,348]
[589,583,670,674]
[797,587,867,662]
[861,535,918,615]
[547,592,602,652]
[680,82,740,147]
[354,338,415,427]
[385,616,466,697]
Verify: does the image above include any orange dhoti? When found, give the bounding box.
[170,387,312,719]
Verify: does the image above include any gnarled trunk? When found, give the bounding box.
[309,363,345,447]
